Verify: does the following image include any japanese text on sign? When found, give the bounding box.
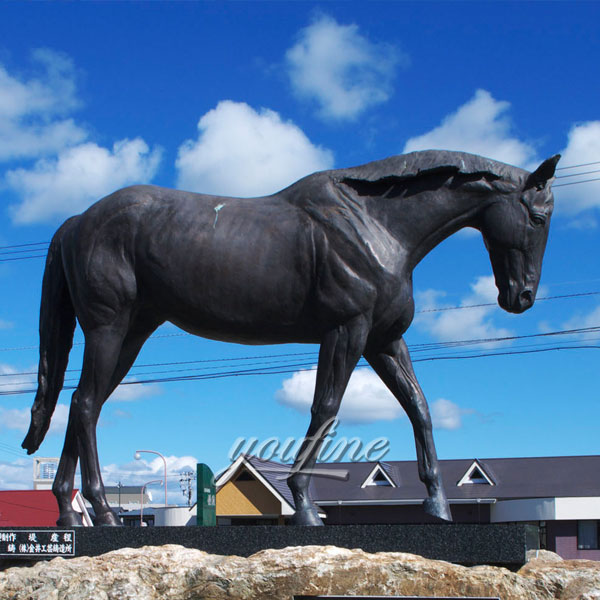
[0,530,75,557]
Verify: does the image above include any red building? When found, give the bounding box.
[0,490,92,527]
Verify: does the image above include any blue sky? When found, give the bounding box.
[0,2,599,503]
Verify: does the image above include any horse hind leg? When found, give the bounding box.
[79,316,161,526]
[287,316,369,525]
[52,315,160,527]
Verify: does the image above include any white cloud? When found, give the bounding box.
[176,100,333,197]
[0,408,31,432]
[8,138,162,224]
[0,403,69,435]
[102,455,198,504]
[561,304,600,340]
[0,454,198,502]
[276,367,404,424]
[0,49,86,161]
[286,15,402,121]
[403,89,536,169]
[0,363,36,394]
[431,398,469,430]
[414,275,513,346]
[554,121,600,215]
[109,380,159,403]
[0,50,162,225]
[0,458,33,490]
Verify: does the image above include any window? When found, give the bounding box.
[370,470,392,486]
[578,520,599,550]
[466,467,489,484]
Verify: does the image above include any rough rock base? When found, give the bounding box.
[1,545,599,600]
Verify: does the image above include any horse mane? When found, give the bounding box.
[329,150,528,188]
[293,151,530,261]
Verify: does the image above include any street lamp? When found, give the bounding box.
[140,479,163,527]
[135,449,168,507]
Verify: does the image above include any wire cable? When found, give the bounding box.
[556,160,600,171]
[553,177,600,188]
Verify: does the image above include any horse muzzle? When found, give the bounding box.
[499,288,534,314]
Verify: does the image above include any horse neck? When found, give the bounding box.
[371,186,497,270]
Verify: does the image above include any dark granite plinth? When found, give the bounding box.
[1,523,538,568]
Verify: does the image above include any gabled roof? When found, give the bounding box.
[240,455,600,506]
[215,454,297,515]
[0,489,92,527]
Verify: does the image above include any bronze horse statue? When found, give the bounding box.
[22,150,559,526]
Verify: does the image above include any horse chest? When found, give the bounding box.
[371,275,415,338]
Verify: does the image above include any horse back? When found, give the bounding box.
[60,186,321,341]
[61,183,409,343]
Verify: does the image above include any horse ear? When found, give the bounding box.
[525,154,561,189]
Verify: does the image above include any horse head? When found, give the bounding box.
[479,155,560,314]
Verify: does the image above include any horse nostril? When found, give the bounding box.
[519,290,533,309]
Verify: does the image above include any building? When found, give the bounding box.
[119,505,197,527]
[215,454,600,560]
[32,457,59,490]
[0,489,93,527]
[103,485,151,510]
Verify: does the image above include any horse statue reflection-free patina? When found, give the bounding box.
[23,150,560,526]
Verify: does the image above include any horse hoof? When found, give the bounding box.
[94,510,122,527]
[289,508,324,526]
[56,512,83,527]
[423,496,452,522]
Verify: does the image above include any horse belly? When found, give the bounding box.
[137,211,318,344]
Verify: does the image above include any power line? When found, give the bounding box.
[0,254,47,263]
[556,160,600,171]
[0,288,599,356]
[553,177,600,188]
[2,325,599,382]
[0,247,49,256]
[413,344,600,363]
[555,168,600,180]
[0,242,49,250]
[408,291,600,314]
[1,327,599,396]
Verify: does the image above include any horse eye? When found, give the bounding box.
[531,214,545,226]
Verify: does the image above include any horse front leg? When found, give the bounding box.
[53,409,82,526]
[288,316,369,526]
[365,337,452,522]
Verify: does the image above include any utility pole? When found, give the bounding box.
[179,471,194,506]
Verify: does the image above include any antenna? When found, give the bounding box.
[179,471,195,506]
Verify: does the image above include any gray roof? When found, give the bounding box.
[105,485,145,494]
[244,455,296,508]
[242,455,600,507]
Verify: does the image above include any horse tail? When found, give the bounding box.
[22,219,77,455]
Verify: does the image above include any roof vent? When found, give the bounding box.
[457,460,495,486]
[235,470,254,482]
[361,463,397,488]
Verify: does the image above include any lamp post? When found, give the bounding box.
[140,479,163,527]
[135,449,168,507]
